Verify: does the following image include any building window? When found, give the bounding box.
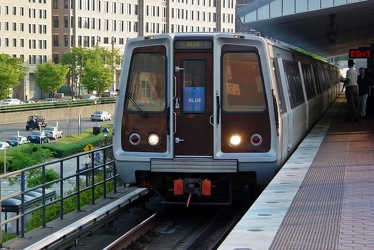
[64,16,69,28]
[83,36,89,47]
[13,38,17,47]
[20,39,24,47]
[53,35,59,46]
[112,2,116,13]
[53,16,59,28]
[78,36,82,46]
[53,0,59,9]
[13,22,17,31]
[53,54,59,64]
[91,36,96,47]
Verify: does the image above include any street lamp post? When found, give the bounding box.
[102,128,109,146]
[111,36,116,92]
[74,76,79,99]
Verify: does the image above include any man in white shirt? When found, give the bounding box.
[342,59,359,122]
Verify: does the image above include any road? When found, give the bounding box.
[0,116,112,142]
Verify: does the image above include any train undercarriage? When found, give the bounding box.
[135,171,258,206]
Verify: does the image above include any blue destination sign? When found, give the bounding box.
[183,87,205,112]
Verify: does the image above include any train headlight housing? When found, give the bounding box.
[250,133,263,146]
[229,134,241,147]
[129,133,141,145]
[148,133,160,146]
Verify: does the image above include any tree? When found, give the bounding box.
[34,62,69,97]
[60,46,122,97]
[0,53,27,100]
[81,52,113,96]
[60,47,91,80]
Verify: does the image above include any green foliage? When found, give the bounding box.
[41,124,112,157]
[8,145,54,171]
[1,231,18,242]
[26,175,117,232]
[34,62,69,97]
[0,53,27,100]
[27,169,60,188]
[81,53,113,96]
[60,46,121,97]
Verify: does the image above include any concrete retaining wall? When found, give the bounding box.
[0,103,116,125]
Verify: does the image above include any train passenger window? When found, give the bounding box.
[182,59,206,113]
[301,63,317,100]
[126,53,166,112]
[283,60,304,108]
[222,52,266,112]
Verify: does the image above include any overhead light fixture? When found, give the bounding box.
[326,14,339,43]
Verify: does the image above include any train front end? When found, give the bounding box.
[114,33,279,205]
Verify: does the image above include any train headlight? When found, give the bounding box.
[129,133,141,145]
[229,134,241,147]
[148,133,160,146]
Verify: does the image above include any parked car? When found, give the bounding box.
[0,142,11,150]
[101,91,117,98]
[27,131,49,144]
[21,100,35,104]
[0,98,22,105]
[91,111,112,121]
[43,126,63,140]
[26,115,48,130]
[7,136,30,147]
[82,95,97,100]
[43,98,59,103]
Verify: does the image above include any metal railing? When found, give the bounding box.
[0,144,122,242]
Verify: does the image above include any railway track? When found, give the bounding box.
[103,199,252,250]
[37,190,256,249]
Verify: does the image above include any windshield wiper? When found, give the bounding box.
[126,93,149,118]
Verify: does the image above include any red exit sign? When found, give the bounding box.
[349,48,372,58]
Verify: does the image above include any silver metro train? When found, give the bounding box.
[113,33,342,206]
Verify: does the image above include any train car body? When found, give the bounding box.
[113,33,342,205]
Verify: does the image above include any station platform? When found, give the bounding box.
[219,94,374,250]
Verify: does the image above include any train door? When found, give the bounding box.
[173,52,213,156]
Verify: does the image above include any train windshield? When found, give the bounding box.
[222,52,266,112]
[126,53,166,112]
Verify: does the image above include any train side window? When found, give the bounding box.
[301,63,317,100]
[222,52,266,112]
[273,59,287,114]
[126,52,166,112]
[283,60,304,108]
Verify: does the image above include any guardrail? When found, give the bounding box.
[0,144,122,243]
[0,98,116,113]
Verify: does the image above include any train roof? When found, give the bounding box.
[127,32,333,64]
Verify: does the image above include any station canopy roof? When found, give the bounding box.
[237,0,374,58]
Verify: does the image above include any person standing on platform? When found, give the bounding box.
[357,67,371,118]
[365,68,374,115]
[341,59,359,122]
